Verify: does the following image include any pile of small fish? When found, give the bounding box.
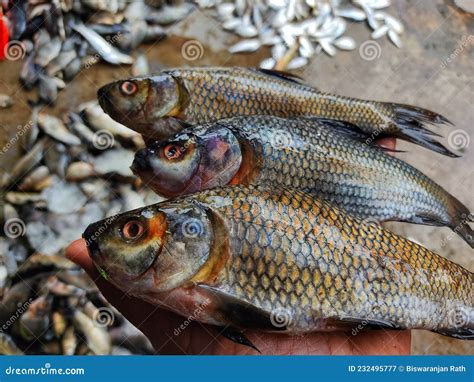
[82,66,473,352]
[2,0,194,104]
[0,101,161,354]
[196,0,404,69]
[0,254,154,355]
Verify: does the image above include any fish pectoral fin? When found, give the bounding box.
[255,68,305,85]
[432,328,474,340]
[336,316,403,330]
[196,285,282,331]
[218,326,261,353]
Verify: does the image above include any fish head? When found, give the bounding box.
[97,74,185,134]
[83,202,213,294]
[131,126,242,197]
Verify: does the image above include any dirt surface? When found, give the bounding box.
[0,0,472,354]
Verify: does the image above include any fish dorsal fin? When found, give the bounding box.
[255,68,305,85]
[334,316,403,330]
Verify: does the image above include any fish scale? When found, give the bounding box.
[195,186,472,333]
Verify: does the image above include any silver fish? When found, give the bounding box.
[72,24,134,65]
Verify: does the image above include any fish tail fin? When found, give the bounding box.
[454,224,474,249]
[447,196,474,248]
[387,103,458,157]
[402,192,473,248]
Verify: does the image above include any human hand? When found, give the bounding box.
[66,137,410,355]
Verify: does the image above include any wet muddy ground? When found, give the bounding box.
[0,0,472,355]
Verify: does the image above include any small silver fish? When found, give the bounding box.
[38,113,81,146]
[72,24,134,65]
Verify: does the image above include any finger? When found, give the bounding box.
[66,238,101,279]
[376,137,396,152]
[66,239,121,297]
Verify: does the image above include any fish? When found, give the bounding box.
[17,296,52,341]
[131,53,150,77]
[19,54,41,89]
[3,138,47,189]
[0,94,13,108]
[71,24,134,65]
[131,116,474,248]
[66,162,96,182]
[34,37,62,67]
[52,311,67,337]
[0,333,24,355]
[83,185,474,351]
[80,101,139,141]
[38,74,59,104]
[18,165,52,192]
[72,310,111,355]
[6,0,28,40]
[38,113,82,146]
[97,67,456,156]
[145,3,195,25]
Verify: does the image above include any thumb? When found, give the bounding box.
[66,238,100,279]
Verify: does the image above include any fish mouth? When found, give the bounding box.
[97,83,114,111]
[82,220,106,264]
[130,147,152,175]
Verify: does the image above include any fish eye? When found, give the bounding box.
[163,143,185,161]
[120,219,146,241]
[120,81,138,96]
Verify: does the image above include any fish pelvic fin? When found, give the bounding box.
[388,103,458,157]
[218,326,261,353]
